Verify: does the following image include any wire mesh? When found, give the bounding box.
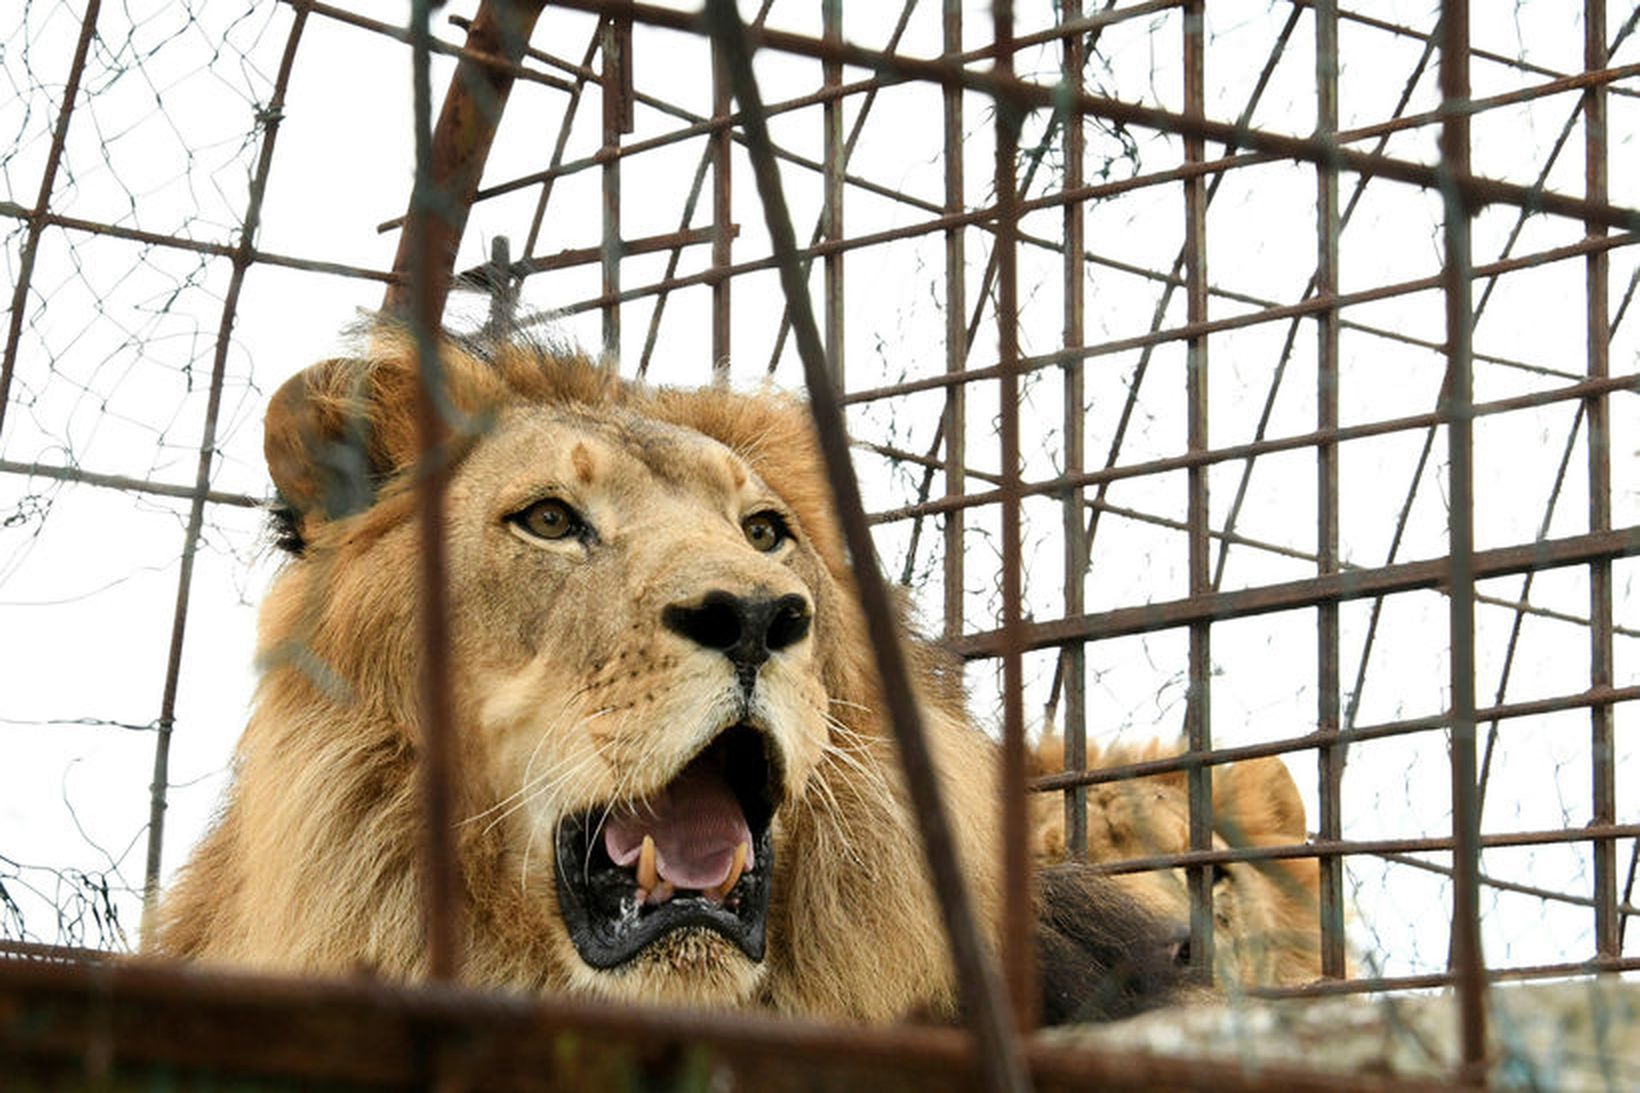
[3,0,1639,1087]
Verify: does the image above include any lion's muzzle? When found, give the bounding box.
[554,724,783,969]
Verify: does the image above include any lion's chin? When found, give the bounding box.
[552,723,782,971]
[566,927,767,1008]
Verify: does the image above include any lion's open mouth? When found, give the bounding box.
[554,724,782,969]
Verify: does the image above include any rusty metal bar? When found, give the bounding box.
[0,461,261,508]
[140,1,309,933]
[1585,0,1619,966]
[1083,823,1640,877]
[1181,0,1214,983]
[538,0,1640,235]
[407,0,463,983]
[1314,0,1346,982]
[0,204,398,282]
[950,525,1640,658]
[1059,0,1089,862]
[703,2,1027,1086]
[822,0,844,388]
[383,0,549,318]
[0,0,102,446]
[991,0,1034,1032]
[470,225,721,280]
[941,0,966,641]
[869,369,1640,526]
[1249,955,1640,1001]
[1437,0,1486,1074]
[600,11,631,357]
[712,26,733,380]
[1029,684,1640,793]
[0,957,1454,1093]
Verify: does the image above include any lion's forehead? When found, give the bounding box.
[480,403,759,506]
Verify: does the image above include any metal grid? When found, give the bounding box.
[3,0,1639,1088]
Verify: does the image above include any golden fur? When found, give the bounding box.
[1032,736,1325,987]
[151,332,1177,1022]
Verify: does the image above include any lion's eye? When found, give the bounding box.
[742,511,788,552]
[511,498,584,542]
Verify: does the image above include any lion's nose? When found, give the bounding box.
[663,591,812,680]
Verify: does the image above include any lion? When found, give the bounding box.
[149,330,1182,1025]
[1032,736,1325,987]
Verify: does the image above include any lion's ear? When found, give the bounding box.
[264,354,424,540]
[1214,756,1308,843]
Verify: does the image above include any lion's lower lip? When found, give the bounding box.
[553,725,779,968]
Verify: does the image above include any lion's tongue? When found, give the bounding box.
[603,762,755,891]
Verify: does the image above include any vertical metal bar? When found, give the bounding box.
[142,1,306,929]
[712,31,733,382]
[1182,0,1215,981]
[703,5,1027,1088]
[992,0,1035,1032]
[0,0,101,446]
[822,0,845,387]
[1060,0,1089,861]
[1438,0,1486,1074]
[409,0,462,983]
[1314,0,1347,981]
[485,234,517,336]
[1585,0,1618,964]
[941,0,966,641]
[600,13,630,359]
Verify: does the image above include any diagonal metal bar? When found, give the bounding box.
[703,2,1028,1087]
[0,0,103,447]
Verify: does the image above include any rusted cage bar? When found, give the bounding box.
[1587,0,1620,966]
[705,2,1028,1087]
[406,0,464,984]
[5,1,1640,1088]
[1313,0,1346,983]
[1180,0,1214,981]
[940,0,966,646]
[0,0,101,445]
[1058,0,1089,863]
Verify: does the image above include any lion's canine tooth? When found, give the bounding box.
[637,834,658,894]
[707,841,750,903]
